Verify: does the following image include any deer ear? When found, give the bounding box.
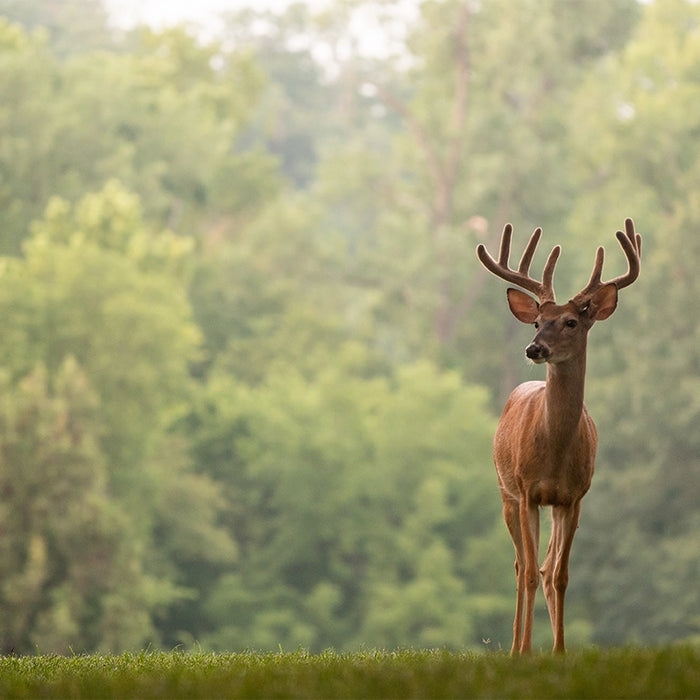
[589,283,618,321]
[506,288,539,324]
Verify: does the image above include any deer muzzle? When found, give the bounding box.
[526,341,550,363]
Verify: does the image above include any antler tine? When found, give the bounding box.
[516,227,542,275]
[573,217,642,304]
[497,223,513,266]
[541,245,561,300]
[476,223,558,302]
[608,217,642,290]
[577,246,605,301]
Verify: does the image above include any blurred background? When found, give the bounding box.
[0,0,697,654]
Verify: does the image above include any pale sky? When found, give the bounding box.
[103,0,417,60]
[104,0,325,33]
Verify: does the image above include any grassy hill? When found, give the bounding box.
[1,646,698,698]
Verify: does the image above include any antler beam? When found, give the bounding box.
[476,224,561,303]
[573,217,642,304]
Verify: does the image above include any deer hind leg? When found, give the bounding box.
[545,502,582,653]
[540,516,556,633]
[518,497,540,654]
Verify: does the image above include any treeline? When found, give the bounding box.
[0,0,698,654]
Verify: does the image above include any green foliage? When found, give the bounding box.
[186,356,502,652]
[564,0,700,646]
[0,0,697,655]
[0,189,199,474]
[0,360,159,653]
[0,183,232,653]
[0,0,112,56]
[0,19,274,255]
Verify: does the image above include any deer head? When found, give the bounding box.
[476,218,641,364]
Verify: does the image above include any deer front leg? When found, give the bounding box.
[502,499,524,655]
[519,497,540,654]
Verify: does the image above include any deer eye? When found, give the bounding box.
[565,319,578,328]
[534,321,539,329]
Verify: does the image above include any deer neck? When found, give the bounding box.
[543,351,587,447]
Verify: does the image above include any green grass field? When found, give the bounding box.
[0,647,698,699]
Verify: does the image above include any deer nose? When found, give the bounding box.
[526,342,550,361]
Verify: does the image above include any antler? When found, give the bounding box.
[476,223,561,303]
[572,217,642,305]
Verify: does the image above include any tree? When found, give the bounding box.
[0,0,112,56]
[184,355,503,652]
[301,0,640,403]
[0,20,276,255]
[0,359,167,653]
[6,0,695,653]
[0,183,236,653]
[0,18,61,254]
[565,0,700,645]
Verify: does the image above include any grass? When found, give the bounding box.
[0,646,698,699]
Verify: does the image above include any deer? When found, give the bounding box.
[475,218,641,655]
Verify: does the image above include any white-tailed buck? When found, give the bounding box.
[476,218,641,654]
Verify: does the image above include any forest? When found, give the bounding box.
[0,0,698,655]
